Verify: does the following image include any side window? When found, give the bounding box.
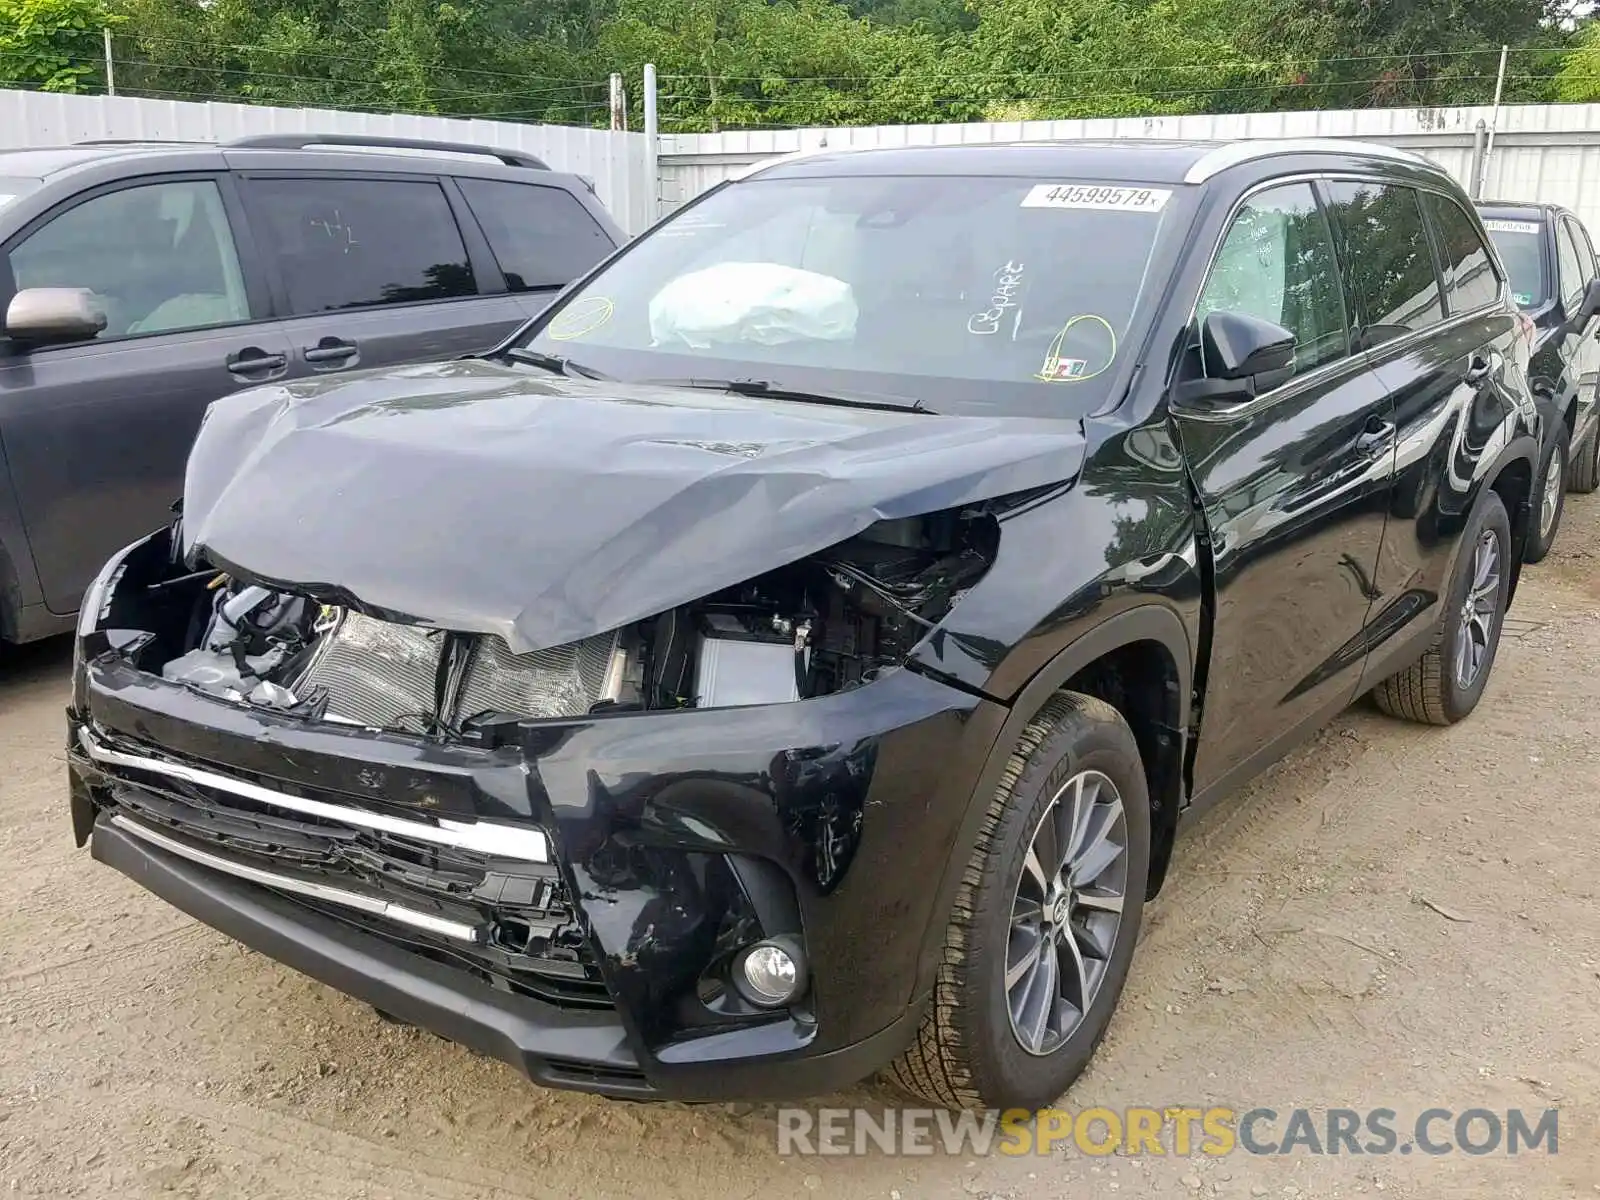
[456,179,616,293]
[1554,220,1585,311]
[1323,180,1444,347]
[243,177,476,315]
[1421,191,1502,315]
[1564,217,1595,288]
[1196,181,1349,378]
[8,179,250,338]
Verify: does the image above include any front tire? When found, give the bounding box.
[1525,428,1569,563]
[889,693,1150,1110]
[1372,490,1512,726]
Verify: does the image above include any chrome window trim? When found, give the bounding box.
[110,813,483,942]
[1174,170,1510,423]
[79,728,550,863]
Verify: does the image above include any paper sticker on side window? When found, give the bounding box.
[1483,219,1541,236]
[1021,184,1171,213]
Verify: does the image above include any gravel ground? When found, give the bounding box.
[3,495,1599,1199]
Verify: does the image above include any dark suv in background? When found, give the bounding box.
[0,134,623,647]
[1478,201,1600,559]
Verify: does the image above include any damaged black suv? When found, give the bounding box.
[69,138,1539,1111]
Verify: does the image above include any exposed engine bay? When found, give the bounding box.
[156,509,999,740]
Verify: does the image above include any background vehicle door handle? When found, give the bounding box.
[1464,354,1495,384]
[1356,419,1395,456]
[226,349,287,376]
[303,340,358,364]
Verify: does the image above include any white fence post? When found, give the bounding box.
[643,63,660,226]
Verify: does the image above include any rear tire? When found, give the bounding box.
[1372,490,1512,726]
[1525,429,1569,563]
[1570,422,1600,494]
[889,693,1150,1110]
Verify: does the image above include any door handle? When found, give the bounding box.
[303,340,358,365]
[1464,353,1495,384]
[1355,419,1395,456]
[226,349,288,376]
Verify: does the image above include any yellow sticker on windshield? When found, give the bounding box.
[1035,314,1116,383]
[548,296,614,341]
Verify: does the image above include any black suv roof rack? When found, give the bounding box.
[223,133,550,170]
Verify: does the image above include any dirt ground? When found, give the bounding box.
[3,499,1599,1200]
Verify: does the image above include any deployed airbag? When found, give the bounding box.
[649,261,857,348]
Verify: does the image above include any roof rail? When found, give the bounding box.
[73,138,211,146]
[1184,138,1433,184]
[223,134,549,170]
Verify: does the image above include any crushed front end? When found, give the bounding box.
[68,521,1007,1101]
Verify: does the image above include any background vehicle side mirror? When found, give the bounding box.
[4,287,106,345]
[1172,310,1297,409]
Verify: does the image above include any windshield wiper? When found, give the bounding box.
[656,377,931,414]
[500,347,609,380]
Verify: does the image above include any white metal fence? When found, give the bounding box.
[0,89,656,234]
[8,89,1600,239]
[657,102,1600,235]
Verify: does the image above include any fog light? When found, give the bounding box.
[735,935,807,1007]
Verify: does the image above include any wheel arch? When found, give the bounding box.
[912,605,1193,1005]
[1487,440,1536,604]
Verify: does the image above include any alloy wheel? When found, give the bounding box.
[1005,769,1128,1057]
[1539,449,1564,541]
[1454,528,1502,690]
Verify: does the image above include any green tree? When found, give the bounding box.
[1555,19,1600,102]
[1225,0,1567,111]
[0,0,115,93]
[960,0,1266,119]
[602,0,976,131]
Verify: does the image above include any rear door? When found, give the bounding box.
[1170,179,1397,794]
[237,172,526,377]
[0,174,288,614]
[1353,180,1522,690]
[453,177,620,322]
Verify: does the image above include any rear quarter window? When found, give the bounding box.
[457,179,616,293]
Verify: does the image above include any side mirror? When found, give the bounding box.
[1172,310,1297,408]
[4,287,106,345]
[1572,277,1600,338]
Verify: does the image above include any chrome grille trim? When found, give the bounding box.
[110,813,482,941]
[79,729,550,862]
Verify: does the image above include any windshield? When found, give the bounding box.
[1482,217,1547,308]
[520,173,1186,416]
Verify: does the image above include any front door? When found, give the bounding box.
[0,176,289,614]
[1170,179,1398,795]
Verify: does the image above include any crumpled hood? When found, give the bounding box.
[182,359,1086,654]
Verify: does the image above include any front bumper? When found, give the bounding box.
[70,546,1005,1100]
[89,813,917,1101]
